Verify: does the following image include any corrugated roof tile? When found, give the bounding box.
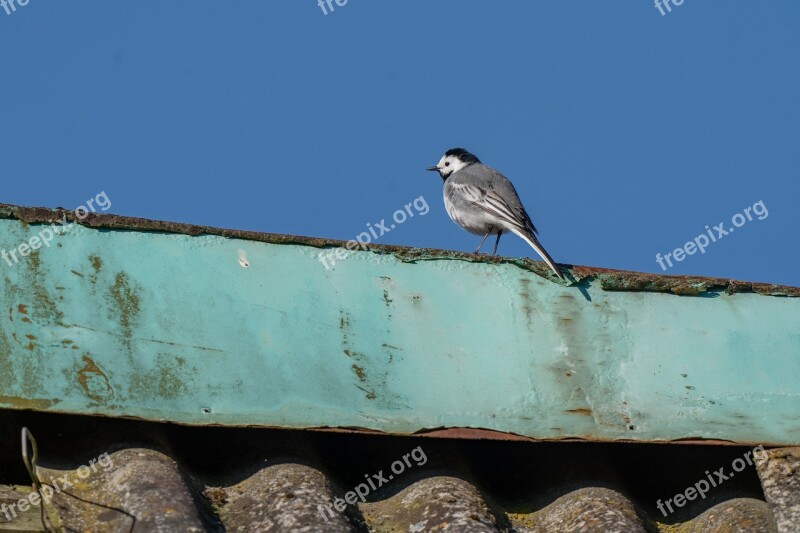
[1,411,797,532]
[216,463,352,532]
[360,476,499,532]
[38,448,207,532]
[756,447,800,533]
[511,487,645,533]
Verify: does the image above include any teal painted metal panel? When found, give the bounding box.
[0,209,799,445]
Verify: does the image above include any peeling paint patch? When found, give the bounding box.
[0,328,13,391]
[0,395,59,410]
[108,272,141,353]
[356,385,377,401]
[128,353,190,401]
[351,364,366,382]
[76,355,114,402]
[88,254,103,284]
[89,255,103,272]
[566,408,593,416]
[28,250,64,323]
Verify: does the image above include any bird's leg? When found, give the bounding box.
[473,226,493,254]
[491,230,503,256]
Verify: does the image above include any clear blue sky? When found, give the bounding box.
[1,2,798,285]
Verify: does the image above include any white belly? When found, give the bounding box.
[443,192,499,236]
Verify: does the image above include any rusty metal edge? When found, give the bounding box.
[313,427,784,448]
[0,406,789,447]
[1,203,798,297]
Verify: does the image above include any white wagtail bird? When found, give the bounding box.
[427,148,564,280]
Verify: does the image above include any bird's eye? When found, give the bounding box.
[445,162,451,167]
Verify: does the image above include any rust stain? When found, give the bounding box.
[355,385,377,400]
[566,408,593,416]
[76,355,114,402]
[28,250,64,323]
[88,255,103,285]
[0,395,59,410]
[351,364,366,382]
[24,332,37,351]
[29,249,40,270]
[0,328,13,391]
[128,353,190,401]
[108,271,141,352]
[340,312,381,402]
[141,337,225,353]
[89,255,103,272]
[17,304,28,315]
[155,367,185,398]
[345,343,407,406]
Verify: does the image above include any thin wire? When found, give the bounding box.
[38,483,136,533]
[21,427,52,532]
[20,427,136,533]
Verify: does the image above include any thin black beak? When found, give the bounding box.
[426,166,440,172]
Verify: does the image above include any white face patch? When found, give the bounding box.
[437,155,470,177]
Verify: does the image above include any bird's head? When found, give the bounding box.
[427,148,481,179]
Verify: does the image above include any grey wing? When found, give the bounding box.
[457,165,540,235]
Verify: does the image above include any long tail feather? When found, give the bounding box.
[509,228,565,280]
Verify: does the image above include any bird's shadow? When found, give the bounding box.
[563,271,591,302]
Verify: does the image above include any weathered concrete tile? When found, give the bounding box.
[215,463,353,533]
[755,447,800,533]
[360,476,499,532]
[37,447,209,532]
[677,498,776,533]
[0,484,47,532]
[516,487,645,533]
